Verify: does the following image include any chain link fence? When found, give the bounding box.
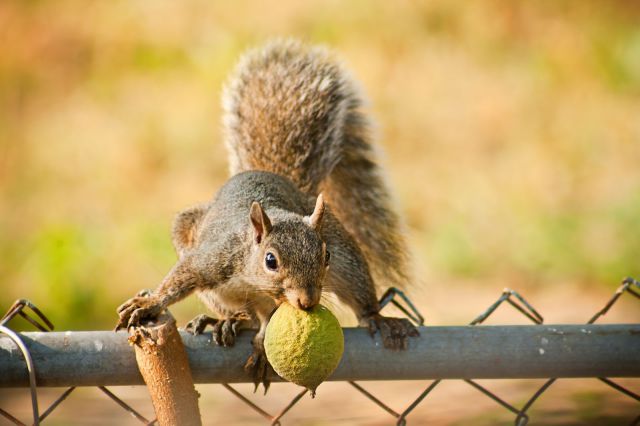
[1,277,639,425]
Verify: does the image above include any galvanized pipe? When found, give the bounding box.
[0,324,638,387]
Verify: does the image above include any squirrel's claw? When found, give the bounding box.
[211,318,240,347]
[244,346,272,394]
[184,314,245,347]
[220,318,238,347]
[114,296,164,331]
[365,313,419,350]
[211,321,224,346]
[184,314,218,336]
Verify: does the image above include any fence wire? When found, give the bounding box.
[1,277,639,425]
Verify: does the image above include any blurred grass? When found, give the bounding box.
[0,0,639,329]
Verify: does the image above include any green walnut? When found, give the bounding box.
[264,302,344,396]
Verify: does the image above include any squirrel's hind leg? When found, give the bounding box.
[325,267,419,350]
[361,313,420,350]
[244,320,274,394]
[321,215,420,350]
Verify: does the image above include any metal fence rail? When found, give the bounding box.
[1,277,639,425]
[1,324,639,387]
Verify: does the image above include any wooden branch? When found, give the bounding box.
[129,312,201,426]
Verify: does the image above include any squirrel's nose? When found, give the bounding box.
[289,289,320,311]
[296,298,313,311]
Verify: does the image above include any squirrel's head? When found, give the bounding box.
[248,194,329,310]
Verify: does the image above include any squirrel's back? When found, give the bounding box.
[222,39,411,289]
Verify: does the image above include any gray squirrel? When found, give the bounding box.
[116,39,419,389]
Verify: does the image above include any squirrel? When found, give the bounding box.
[115,39,419,390]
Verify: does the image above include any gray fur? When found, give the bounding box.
[223,38,411,290]
[116,41,418,388]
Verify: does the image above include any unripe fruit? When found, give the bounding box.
[264,302,344,396]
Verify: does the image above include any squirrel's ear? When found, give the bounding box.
[307,193,325,230]
[172,204,207,258]
[250,201,272,244]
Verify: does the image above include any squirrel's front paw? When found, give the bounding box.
[115,295,164,331]
[363,313,419,350]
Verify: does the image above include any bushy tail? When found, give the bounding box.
[222,39,411,289]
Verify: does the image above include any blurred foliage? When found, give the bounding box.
[0,0,639,329]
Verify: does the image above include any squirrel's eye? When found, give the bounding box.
[325,250,331,266]
[265,252,278,270]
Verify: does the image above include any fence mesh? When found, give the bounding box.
[1,277,639,425]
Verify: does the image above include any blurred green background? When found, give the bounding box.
[1,0,639,330]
